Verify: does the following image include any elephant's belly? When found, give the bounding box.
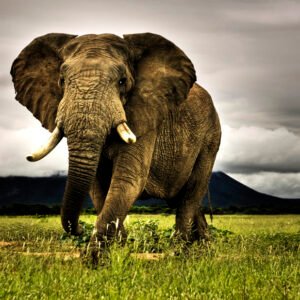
[145,114,202,199]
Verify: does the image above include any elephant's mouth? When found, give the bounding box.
[26,121,136,162]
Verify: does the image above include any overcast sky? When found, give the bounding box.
[0,0,299,198]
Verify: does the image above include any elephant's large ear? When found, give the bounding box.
[11,33,77,132]
[123,33,196,137]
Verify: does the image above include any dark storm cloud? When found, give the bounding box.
[0,0,299,196]
[187,3,300,134]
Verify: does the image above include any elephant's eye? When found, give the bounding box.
[119,78,127,86]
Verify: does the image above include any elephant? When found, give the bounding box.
[11,32,221,248]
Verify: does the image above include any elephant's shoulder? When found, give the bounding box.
[180,83,217,120]
[188,83,213,106]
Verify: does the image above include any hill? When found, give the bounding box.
[204,172,300,213]
[0,172,299,214]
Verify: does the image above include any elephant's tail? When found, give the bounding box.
[207,188,213,223]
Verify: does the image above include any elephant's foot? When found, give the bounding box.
[173,212,209,257]
[83,221,127,266]
[95,220,127,244]
[82,233,111,267]
[191,211,209,241]
[74,223,84,235]
[175,210,209,244]
[81,241,110,268]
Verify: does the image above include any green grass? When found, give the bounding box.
[0,214,299,299]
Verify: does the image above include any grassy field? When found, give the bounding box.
[0,214,299,299]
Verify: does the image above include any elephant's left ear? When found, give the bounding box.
[123,33,196,137]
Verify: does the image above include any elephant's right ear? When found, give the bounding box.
[11,33,77,132]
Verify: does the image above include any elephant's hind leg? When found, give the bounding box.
[175,143,218,243]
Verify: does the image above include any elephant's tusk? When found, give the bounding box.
[116,122,136,144]
[26,126,63,162]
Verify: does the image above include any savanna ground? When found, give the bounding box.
[0,214,299,299]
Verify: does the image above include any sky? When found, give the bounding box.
[0,0,299,198]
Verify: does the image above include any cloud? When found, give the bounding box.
[229,172,300,199]
[215,125,300,173]
[0,125,68,176]
[223,1,300,29]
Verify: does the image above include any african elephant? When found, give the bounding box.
[11,33,221,246]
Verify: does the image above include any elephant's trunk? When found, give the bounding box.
[59,89,110,234]
[61,133,104,234]
[58,80,135,234]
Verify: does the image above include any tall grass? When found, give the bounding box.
[0,215,299,299]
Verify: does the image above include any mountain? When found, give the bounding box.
[0,172,299,213]
[0,176,67,207]
[204,172,300,211]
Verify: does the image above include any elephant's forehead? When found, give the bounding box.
[63,57,125,82]
[61,34,128,60]
[76,33,122,42]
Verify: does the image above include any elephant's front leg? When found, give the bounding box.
[92,132,156,245]
[89,158,112,214]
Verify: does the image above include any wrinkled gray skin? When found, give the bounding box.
[11,33,221,249]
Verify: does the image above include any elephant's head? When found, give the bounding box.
[11,33,196,234]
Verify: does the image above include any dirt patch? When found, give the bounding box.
[0,241,17,247]
[1,238,169,261]
[131,253,166,260]
[11,249,168,261]
[18,251,81,260]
